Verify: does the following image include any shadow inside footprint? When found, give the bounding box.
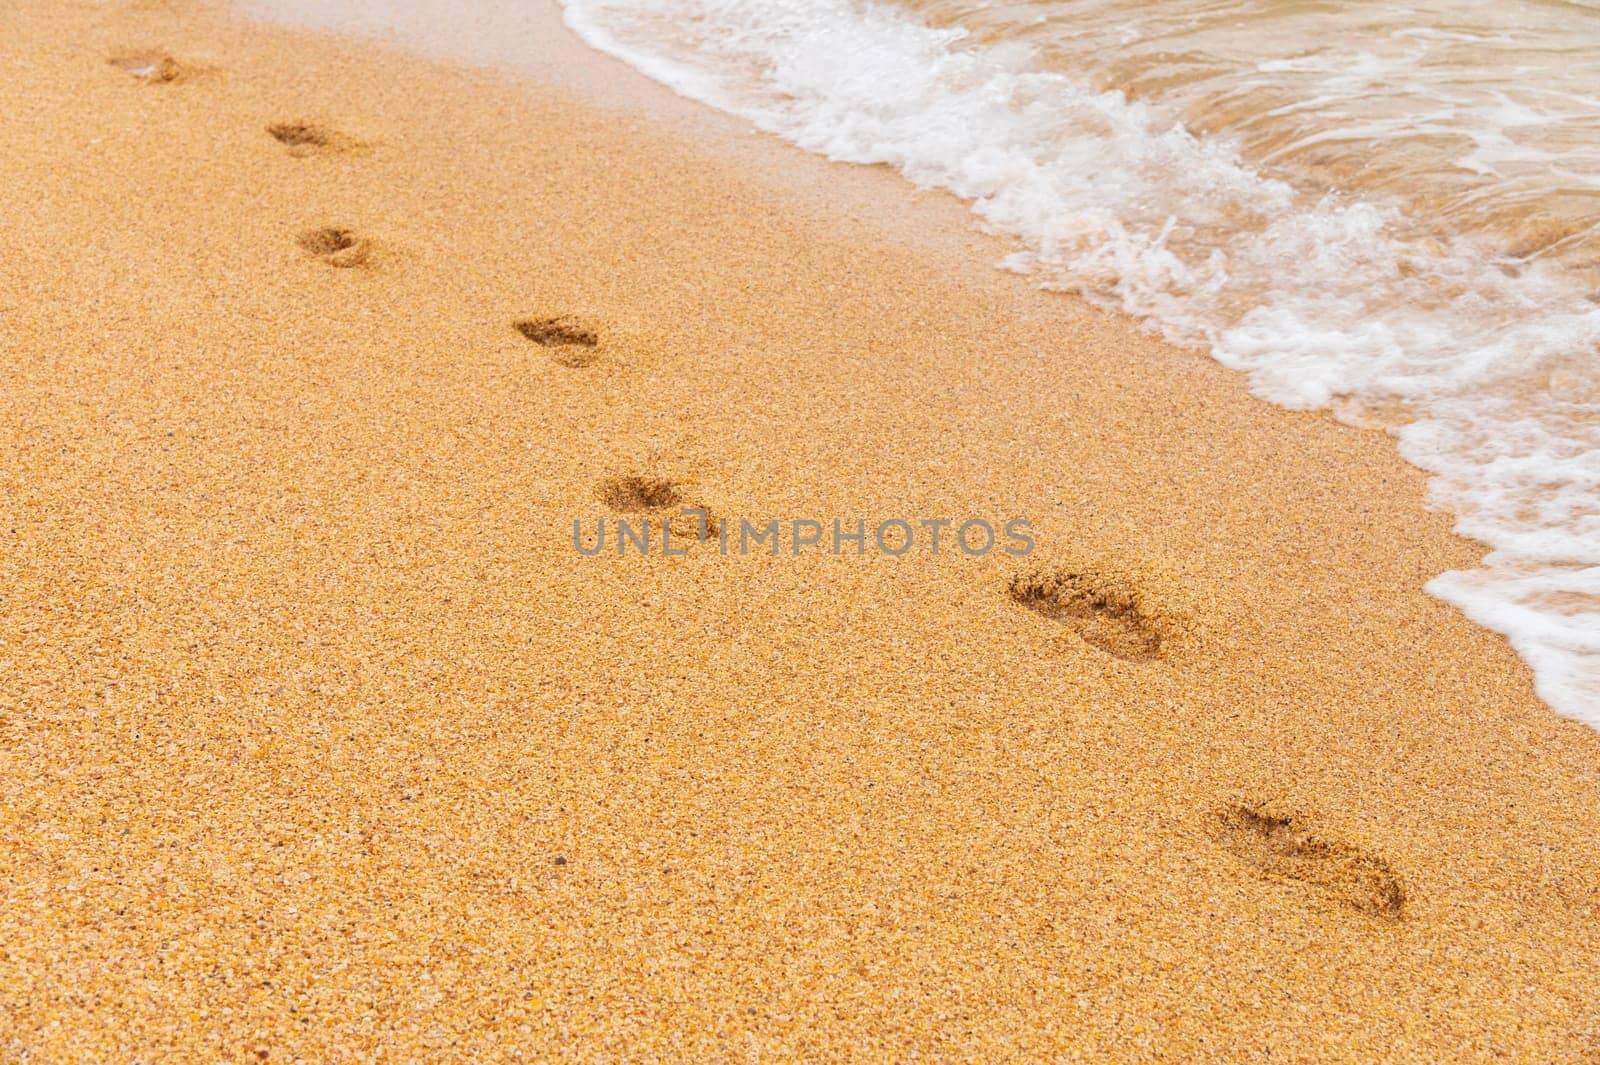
[514,316,600,367]
[1219,804,1406,919]
[598,476,680,512]
[108,50,183,82]
[1008,568,1165,661]
[297,227,371,268]
[597,475,718,543]
[268,122,358,156]
[269,122,329,148]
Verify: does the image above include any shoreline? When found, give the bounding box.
[3,0,1598,1059]
[238,0,1018,279]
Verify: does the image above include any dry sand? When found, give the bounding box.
[3,1,1599,1061]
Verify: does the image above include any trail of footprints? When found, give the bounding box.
[1003,565,1408,918]
[114,50,1413,927]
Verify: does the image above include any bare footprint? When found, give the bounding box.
[514,316,601,368]
[296,227,372,269]
[598,475,681,512]
[108,50,185,83]
[597,475,718,542]
[1008,567,1165,661]
[267,122,361,157]
[1219,804,1406,919]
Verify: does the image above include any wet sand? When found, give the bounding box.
[2,1,1599,1060]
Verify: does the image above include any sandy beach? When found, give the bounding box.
[3,1,1599,1060]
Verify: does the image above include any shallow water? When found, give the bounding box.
[906,0,1600,283]
[560,0,1600,728]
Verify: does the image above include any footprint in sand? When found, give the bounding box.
[297,227,372,269]
[1008,567,1166,662]
[597,475,719,542]
[1219,803,1407,919]
[599,475,681,512]
[513,316,602,368]
[267,122,362,157]
[108,50,186,83]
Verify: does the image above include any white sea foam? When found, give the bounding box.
[561,0,1600,726]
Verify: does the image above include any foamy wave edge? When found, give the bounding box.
[562,0,1600,728]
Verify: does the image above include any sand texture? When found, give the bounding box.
[2,1,1599,1061]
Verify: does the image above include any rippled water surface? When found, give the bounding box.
[904,0,1600,282]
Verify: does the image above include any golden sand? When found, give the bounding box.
[2,1,1598,1060]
